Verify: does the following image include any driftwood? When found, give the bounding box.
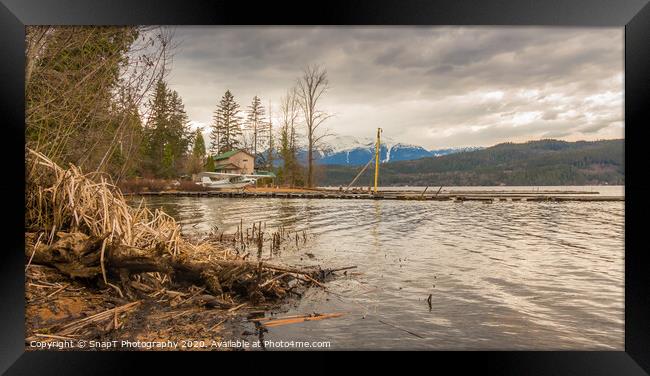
[25,231,337,303]
[250,313,345,327]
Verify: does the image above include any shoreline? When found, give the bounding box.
[25,150,349,351]
[124,189,624,202]
[25,262,302,351]
[25,229,344,351]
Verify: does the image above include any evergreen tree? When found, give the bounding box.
[143,80,171,175]
[279,121,291,184]
[211,90,242,154]
[167,90,192,160]
[245,96,265,160]
[189,129,206,174]
[142,79,192,177]
[161,142,175,177]
[205,155,215,171]
[266,102,274,170]
[192,129,206,160]
[208,118,221,156]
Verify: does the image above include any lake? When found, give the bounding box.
[134,186,624,350]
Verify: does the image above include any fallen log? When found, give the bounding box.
[25,231,324,302]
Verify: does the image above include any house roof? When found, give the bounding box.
[213,149,254,161]
[214,162,239,170]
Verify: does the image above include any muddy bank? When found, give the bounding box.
[25,149,349,350]
[26,263,281,351]
[25,230,348,351]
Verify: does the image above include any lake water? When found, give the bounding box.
[135,186,625,350]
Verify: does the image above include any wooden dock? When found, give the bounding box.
[124,190,624,202]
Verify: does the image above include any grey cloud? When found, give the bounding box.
[579,122,616,134]
[165,26,623,149]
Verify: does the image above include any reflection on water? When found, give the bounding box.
[135,190,624,350]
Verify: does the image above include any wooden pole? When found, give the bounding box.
[346,158,373,191]
[374,128,381,194]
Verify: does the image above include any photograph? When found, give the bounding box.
[24,25,625,351]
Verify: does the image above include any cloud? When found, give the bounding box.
[165,26,623,149]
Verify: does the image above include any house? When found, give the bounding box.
[212,149,255,174]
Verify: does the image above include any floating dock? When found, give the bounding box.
[124,190,624,202]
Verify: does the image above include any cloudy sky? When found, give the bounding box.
[166,26,623,149]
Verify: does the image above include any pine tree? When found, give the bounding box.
[142,80,192,178]
[189,129,206,174]
[167,90,192,160]
[266,102,274,170]
[143,80,171,175]
[245,96,265,160]
[279,119,291,185]
[192,129,206,160]
[161,142,175,177]
[205,155,215,171]
[208,117,221,156]
[211,90,242,154]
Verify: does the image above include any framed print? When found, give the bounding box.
[1,0,649,374]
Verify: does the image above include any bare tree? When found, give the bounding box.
[25,26,175,181]
[296,65,333,187]
[279,87,301,186]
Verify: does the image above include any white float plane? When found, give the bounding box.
[197,172,273,190]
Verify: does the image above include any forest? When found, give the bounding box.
[25,26,624,190]
[26,26,331,187]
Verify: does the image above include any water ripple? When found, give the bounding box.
[134,194,624,350]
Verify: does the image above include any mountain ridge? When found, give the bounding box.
[252,135,482,167]
[318,135,480,165]
[317,139,624,187]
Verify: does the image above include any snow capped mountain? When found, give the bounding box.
[261,135,481,167]
[385,143,433,163]
[316,136,481,165]
[325,135,376,154]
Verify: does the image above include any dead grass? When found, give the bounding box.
[26,148,214,257]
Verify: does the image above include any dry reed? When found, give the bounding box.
[26,148,209,257]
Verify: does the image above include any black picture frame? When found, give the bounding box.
[1,0,648,374]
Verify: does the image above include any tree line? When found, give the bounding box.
[205,65,331,187]
[26,26,333,187]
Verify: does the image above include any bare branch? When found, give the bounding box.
[296,64,331,187]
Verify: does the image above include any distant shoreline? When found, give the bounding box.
[124,186,624,202]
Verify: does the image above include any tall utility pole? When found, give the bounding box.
[374,127,382,194]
